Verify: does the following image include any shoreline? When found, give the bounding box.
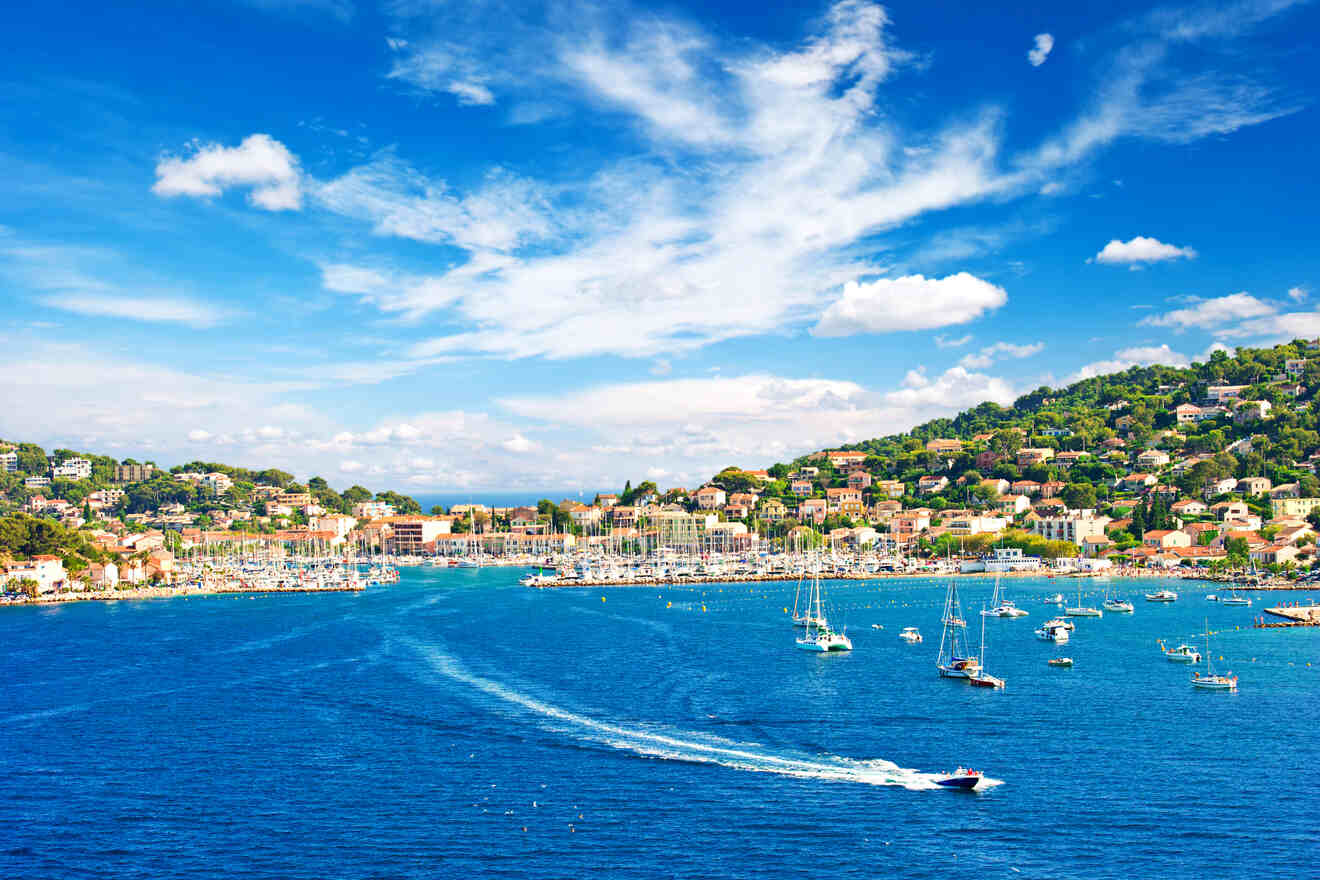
[3,582,365,608]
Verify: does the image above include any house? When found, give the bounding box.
[1053,451,1088,469]
[996,494,1031,516]
[874,479,905,498]
[1212,530,1267,551]
[1174,403,1203,424]
[1272,497,1320,519]
[1136,449,1171,469]
[1182,522,1219,544]
[846,470,872,490]
[309,514,357,540]
[1234,400,1271,423]
[1016,448,1055,467]
[1251,543,1300,565]
[924,438,963,455]
[980,478,1011,495]
[1040,480,1066,498]
[975,451,1001,470]
[51,457,92,480]
[1205,384,1248,403]
[759,499,788,522]
[1115,415,1137,431]
[2,555,67,594]
[918,475,948,494]
[1171,499,1208,517]
[825,451,868,469]
[1270,482,1301,499]
[1285,357,1308,378]
[1040,427,1073,438]
[825,487,864,515]
[1237,477,1272,496]
[724,503,750,520]
[727,492,758,508]
[86,561,119,589]
[1120,473,1157,491]
[597,493,619,508]
[352,501,395,520]
[693,486,727,510]
[1210,500,1250,520]
[790,479,814,497]
[1143,529,1192,549]
[1011,479,1041,496]
[1032,510,1110,546]
[610,506,638,528]
[1201,477,1239,499]
[890,511,931,536]
[797,498,827,524]
[946,515,1008,536]
[1274,524,1315,546]
[744,470,771,483]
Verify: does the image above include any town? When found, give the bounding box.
[4,340,1320,599]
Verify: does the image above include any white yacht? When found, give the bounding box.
[1146,589,1178,602]
[795,565,852,653]
[1191,620,1238,691]
[1164,644,1201,663]
[899,626,923,644]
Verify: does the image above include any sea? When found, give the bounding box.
[2,569,1317,879]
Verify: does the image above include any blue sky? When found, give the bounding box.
[1,0,1317,491]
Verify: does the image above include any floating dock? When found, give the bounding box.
[1256,604,1320,628]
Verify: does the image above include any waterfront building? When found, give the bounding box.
[1,555,67,594]
[1030,509,1110,546]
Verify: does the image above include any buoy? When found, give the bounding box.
[600,596,606,602]
[702,605,707,612]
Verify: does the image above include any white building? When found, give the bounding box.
[52,457,92,480]
[352,501,396,520]
[2,555,68,594]
[1030,510,1110,547]
[0,450,16,472]
[200,472,234,494]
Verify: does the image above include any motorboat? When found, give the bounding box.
[968,670,1005,689]
[1042,617,1075,631]
[1102,598,1135,613]
[1146,590,1178,602]
[1047,657,1074,668]
[899,626,923,643]
[935,768,984,790]
[1165,644,1201,663]
[1035,623,1069,643]
[982,601,1029,618]
[1043,593,1064,604]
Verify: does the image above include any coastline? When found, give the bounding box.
[3,581,365,608]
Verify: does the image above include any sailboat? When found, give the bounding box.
[1065,584,1103,617]
[967,609,1006,689]
[1101,583,1135,613]
[795,566,852,652]
[937,579,980,678]
[981,575,1029,617]
[791,561,828,629]
[1191,619,1237,690]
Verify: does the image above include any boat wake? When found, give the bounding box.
[414,644,996,791]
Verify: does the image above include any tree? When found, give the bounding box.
[1060,483,1097,511]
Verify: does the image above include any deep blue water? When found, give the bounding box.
[2,570,1318,879]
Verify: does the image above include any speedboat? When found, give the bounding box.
[935,768,984,790]
[1146,590,1178,602]
[899,626,923,643]
[1048,657,1074,668]
[1165,644,1201,663]
[1102,598,1135,613]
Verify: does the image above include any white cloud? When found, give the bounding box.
[958,340,1044,370]
[1028,33,1054,67]
[1092,236,1197,265]
[1216,309,1320,342]
[1140,291,1276,330]
[187,429,212,442]
[43,293,231,328]
[1072,343,1190,379]
[650,358,673,376]
[812,273,1007,337]
[153,133,302,211]
[500,433,536,453]
[1288,286,1308,302]
[446,80,495,106]
[934,334,973,348]
[339,460,365,473]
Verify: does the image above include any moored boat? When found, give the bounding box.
[1164,643,1201,663]
[1146,589,1178,603]
[899,626,923,643]
[1047,657,1074,667]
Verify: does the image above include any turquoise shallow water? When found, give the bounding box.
[2,569,1318,879]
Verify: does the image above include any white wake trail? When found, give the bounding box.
[416,644,997,791]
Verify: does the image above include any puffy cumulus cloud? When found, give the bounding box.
[957,340,1045,370]
[153,134,302,211]
[1140,291,1276,330]
[1072,343,1190,379]
[1028,33,1054,67]
[1092,235,1197,265]
[812,273,1007,337]
[1288,286,1309,302]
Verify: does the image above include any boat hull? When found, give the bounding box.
[935,775,981,790]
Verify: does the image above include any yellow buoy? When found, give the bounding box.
[601,596,606,602]
[702,605,707,612]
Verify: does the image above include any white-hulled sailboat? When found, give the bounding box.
[795,565,852,653]
[1191,619,1237,691]
[967,609,1006,689]
[937,579,979,679]
[1065,585,1102,618]
[981,575,1029,618]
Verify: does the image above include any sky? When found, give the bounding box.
[1,0,1317,493]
